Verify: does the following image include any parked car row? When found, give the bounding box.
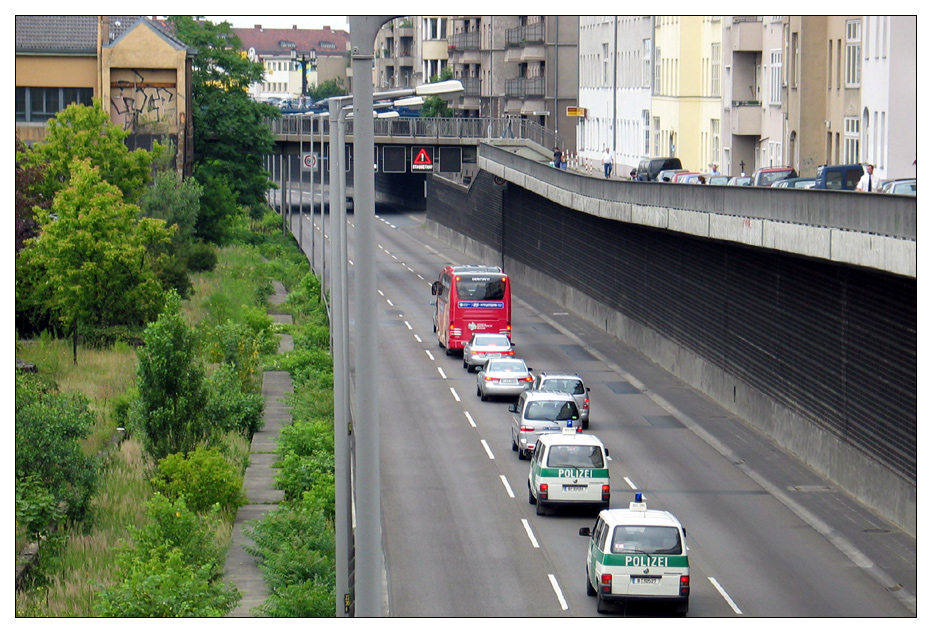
[633,157,915,194]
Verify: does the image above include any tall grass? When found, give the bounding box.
[16,438,152,616]
[15,242,277,616]
[16,336,138,455]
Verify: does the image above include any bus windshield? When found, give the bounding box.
[455,277,506,301]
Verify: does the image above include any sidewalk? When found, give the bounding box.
[224,281,293,617]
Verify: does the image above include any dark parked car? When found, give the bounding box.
[812,164,863,190]
[637,157,684,181]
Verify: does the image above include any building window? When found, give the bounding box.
[769,49,782,105]
[710,43,721,97]
[711,118,720,166]
[654,47,661,95]
[845,20,861,87]
[653,116,661,155]
[642,110,651,155]
[602,42,609,86]
[423,17,447,40]
[16,86,93,122]
[844,116,860,163]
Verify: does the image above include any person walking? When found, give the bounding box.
[710,164,721,176]
[856,164,878,192]
[602,147,613,179]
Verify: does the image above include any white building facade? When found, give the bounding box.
[860,15,916,180]
[577,16,653,175]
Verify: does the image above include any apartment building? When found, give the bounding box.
[231,24,351,101]
[577,16,653,174]
[15,15,195,176]
[651,16,723,176]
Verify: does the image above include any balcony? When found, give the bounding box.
[730,16,762,52]
[505,22,544,47]
[449,31,480,51]
[730,101,762,136]
[504,75,545,98]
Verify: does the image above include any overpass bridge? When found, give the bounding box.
[268,120,917,535]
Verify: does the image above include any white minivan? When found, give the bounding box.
[527,429,610,515]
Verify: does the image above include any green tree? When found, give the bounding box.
[15,374,99,525]
[17,158,173,363]
[421,68,456,118]
[16,99,158,204]
[139,170,202,255]
[420,95,454,118]
[306,77,347,103]
[168,17,279,225]
[138,169,203,298]
[130,290,212,461]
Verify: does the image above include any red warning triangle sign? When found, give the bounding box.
[413,148,432,166]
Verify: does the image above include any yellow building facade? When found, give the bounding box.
[651,16,723,173]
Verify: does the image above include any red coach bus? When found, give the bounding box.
[431,264,512,355]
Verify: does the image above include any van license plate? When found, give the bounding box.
[563,485,586,492]
[631,577,661,585]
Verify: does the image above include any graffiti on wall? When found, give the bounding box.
[110,69,177,133]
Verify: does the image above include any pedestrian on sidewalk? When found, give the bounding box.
[602,148,613,179]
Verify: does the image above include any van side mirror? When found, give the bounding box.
[579,527,592,537]
[430,281,439,296]
[604,448,609,457]
[508,403,518,413]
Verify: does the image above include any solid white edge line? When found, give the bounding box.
[449,387,460,402]
[548,574,569,611]
[464,411,476,428]
[521,519,540,548]
[708,576,743,615]
[499,475,515,498]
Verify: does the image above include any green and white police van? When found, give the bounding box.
[527,428,610,516]
[579,493,690,615]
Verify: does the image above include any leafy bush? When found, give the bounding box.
[15,374,99,523]
[245,503,335,617]
[186,241,218,272]
[151,447,247,515]
[204,363,265,438]
[94,494,239,617]
[95,547,240,617]
[16,475,66,540]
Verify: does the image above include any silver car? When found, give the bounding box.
[463,333,514,372]
[476,358,533,401]
[531,372,591,429]
[510,390,581,459]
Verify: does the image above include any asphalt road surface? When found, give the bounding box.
[290,205,916,618]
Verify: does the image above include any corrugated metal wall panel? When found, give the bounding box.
[428,176,916,485]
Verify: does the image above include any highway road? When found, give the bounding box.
[289,204,916,618]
